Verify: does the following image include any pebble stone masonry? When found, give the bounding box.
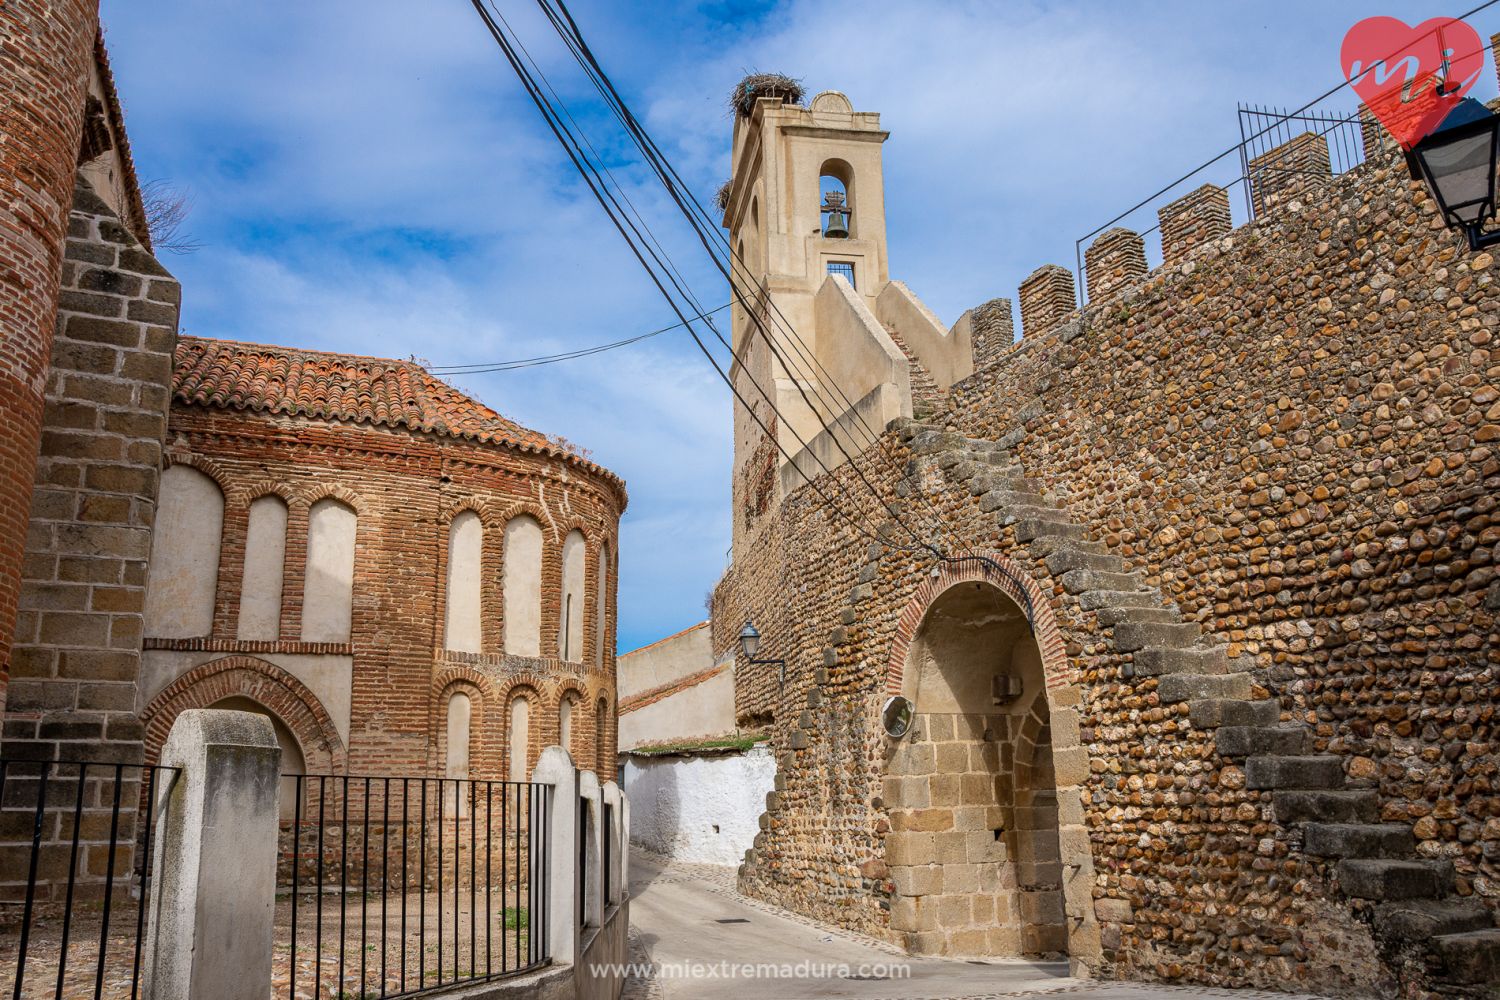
[712,113,1500,996]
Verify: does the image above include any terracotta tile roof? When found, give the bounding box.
[172,335,625,496]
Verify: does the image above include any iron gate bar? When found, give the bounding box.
[54,762,88,998]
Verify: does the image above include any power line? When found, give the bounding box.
[426,303,729,374]
[468,0,922,556]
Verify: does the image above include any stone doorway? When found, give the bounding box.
[885,579,1067,959]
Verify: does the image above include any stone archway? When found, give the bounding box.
[882,556,1099,968]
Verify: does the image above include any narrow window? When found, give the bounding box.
[559,530,586,661]
[826,260,856,288]
[444,511,483,653]
[144,465,223,639]
[509,694,531,783]
[503,516,543,656]
[238,495,287,640]
[302,499,356,643]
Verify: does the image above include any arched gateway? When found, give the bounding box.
[882,555,1099,964]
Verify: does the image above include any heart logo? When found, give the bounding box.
[1341,16,1486,149]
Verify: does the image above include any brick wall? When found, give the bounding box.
[144,402,625,784]
[0,0,100,710]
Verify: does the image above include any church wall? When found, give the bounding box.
[713,146,1496,994]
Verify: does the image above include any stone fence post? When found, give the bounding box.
[532,745,580,966]
[142,709,281,1000]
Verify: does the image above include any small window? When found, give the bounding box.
[827,261,855,289]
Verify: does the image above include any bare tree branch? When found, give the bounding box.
[141,179,203,255]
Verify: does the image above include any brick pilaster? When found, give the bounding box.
[1017,265,1075,339]
[1158,184,1231,266]
[1083,228,1147,303]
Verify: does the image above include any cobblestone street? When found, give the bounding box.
[622,851,1334,1000]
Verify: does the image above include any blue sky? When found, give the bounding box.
[98,0,1495,652]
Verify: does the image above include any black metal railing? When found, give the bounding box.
[278,775,549,1000]
[0,758,176,1000]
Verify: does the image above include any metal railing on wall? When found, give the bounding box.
[0,758,177,1000]
[1070,4,1498,306]
[278,775,549,1000]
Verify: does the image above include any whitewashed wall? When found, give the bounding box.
[621,745,775,866]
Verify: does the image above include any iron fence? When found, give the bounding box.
[0,758,176,1000]
[278,775,549,1000]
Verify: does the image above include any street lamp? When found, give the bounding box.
[737,621,784,687]
[1407,97,1500,251]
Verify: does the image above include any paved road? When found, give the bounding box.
[623,851,1328,1000]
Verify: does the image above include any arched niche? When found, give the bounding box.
[145,464,224,639]
[238,494,288,640]
[446,690,473,815]
[818,157,855,238]
[594,542,610,669]
[559,693,576,756]
[559,530,586,662]
[594,696,610,777]
[503,516,543,657]
[885,578,1067,960]
[209,695,305,822]
[509,692,532,783]
[302,498,356,643]
[445,511,483,653]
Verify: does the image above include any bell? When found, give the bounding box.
[821,190,850,238]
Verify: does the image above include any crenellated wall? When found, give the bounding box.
[713,106,1499,996]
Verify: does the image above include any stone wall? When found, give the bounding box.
[713,138,1498,995]
[2,179,179,766]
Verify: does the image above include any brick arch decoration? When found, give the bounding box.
[500,681,544,783]
[302,482,364,514]
[885,551,1069,698]
[142,655,347,775]
[553,679,590,764]
[439,496,497,526]
[492,500,552,534]
[232,479,298,505]
[161,450,233,494]
[433,666,498,778]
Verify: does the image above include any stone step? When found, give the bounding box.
[1273,789,1379,824]
[1028,536,1108,558]
[1014,518,1086,543]
[980,489,1050,513]
[1004,503,1071,525]
[1078,589,1161,611]
[1044,547,1126,575]
[1375,899,1494,939]
[1097,606,1182,628]
[1246,755,1345,790]
[1431,928,1500,986]
[1114,621,1203,652]
[1303,823,1415,859]
[968,474,1032,496]
[1216,724,1308,757]
[1062,567,1146,595]
[1157,672,1252,704]
[1134,646,1225,677]
[1190,698,1280,729]
[1336,859,1452,901]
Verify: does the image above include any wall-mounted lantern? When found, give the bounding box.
[1406,97,1500,251]
[738,621,785,687]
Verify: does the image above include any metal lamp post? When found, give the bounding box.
[1406,97,1500,251]
[737,621,785,687]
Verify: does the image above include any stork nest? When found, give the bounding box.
[714,178,734,213]
[729,72,804,118]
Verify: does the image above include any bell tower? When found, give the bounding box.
[720,86,971,563]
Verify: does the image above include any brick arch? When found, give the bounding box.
[302,482,364,514]
[233,479,297,505]
[434,671,494,781]
[553,679,589,764]
[162,450,232,494]
[141,656,346,775]
[440,496,497,526]
[885,550,1068,699]
[492,500,550,532]
[501,681,544,783]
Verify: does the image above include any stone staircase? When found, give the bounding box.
[740,420,1498,992]
[902,421,1500,994]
